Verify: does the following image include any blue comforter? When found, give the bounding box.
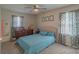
[16,34,55,54]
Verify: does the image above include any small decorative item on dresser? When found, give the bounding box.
[35,28,40,34]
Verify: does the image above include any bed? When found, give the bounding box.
[16,27,57,54]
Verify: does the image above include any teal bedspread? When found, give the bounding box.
[16,34,55,54]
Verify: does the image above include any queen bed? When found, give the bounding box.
[16,27,57,54]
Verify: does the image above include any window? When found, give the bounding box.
[60,11,79,48]
[60,12,76,36]
[12,16,24,27]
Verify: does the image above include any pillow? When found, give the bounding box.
[47,32,55,36]
[40,31,48,36]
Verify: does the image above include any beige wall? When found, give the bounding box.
[1,8,37,42]
[37,4,79,45]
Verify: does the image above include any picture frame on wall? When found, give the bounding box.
[49,15,54,21]
[42,17,44,22]
[46,16,49,21]
[42,16,45,22]
[42,15,54,22]
[44,17,47,21]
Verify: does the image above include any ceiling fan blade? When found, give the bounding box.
[38,8,47,11]
[38,8,46,9]
[24,7,32,9]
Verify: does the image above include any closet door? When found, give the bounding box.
[0,8,1,53]
[0,8,1,40]
[1,9,10,42]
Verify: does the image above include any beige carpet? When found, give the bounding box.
[1,41,79,54]
[1,41,23,54]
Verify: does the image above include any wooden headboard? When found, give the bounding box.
[39,26,58,38]
[39,26,57,32]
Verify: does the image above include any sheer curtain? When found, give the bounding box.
[12,16,24,27]
[12,15,24,38]
[60,11,79,48]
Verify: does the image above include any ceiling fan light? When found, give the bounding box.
[34,9,39,12]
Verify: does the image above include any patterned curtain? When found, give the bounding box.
[72,10,79,48]
[60,13,66,44]
[60,11,79,48]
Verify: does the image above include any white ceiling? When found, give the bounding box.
[0,4,70,14]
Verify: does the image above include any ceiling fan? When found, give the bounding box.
[24,5,47,12]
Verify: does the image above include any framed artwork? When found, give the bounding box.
[42,15,54,22]
[42,16,45,22]
[46,16,49,21]
[49,15,54,21]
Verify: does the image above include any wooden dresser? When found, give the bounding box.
[13,27,33,39]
